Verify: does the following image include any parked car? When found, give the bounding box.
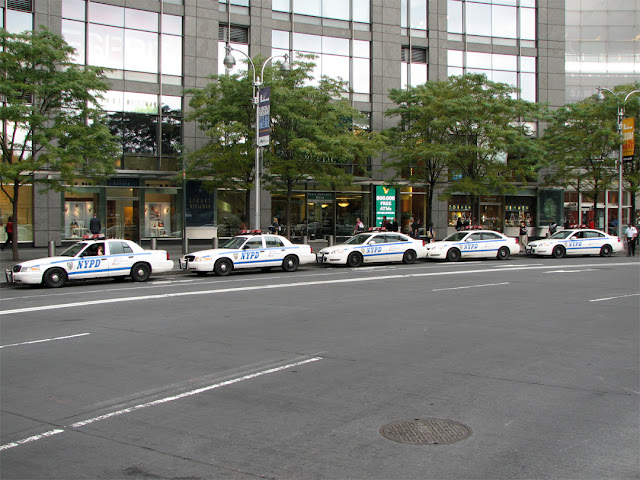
[316,230,427,267]
[5,236,174,287]
[426,229,520,261]
[179,232,316,276]
[526,228,623,258]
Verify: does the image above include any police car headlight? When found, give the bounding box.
[333,249,346,254]
[194,256,213,262]
[25,266,41,272]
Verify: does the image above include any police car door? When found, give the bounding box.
[107,240,137,277]
[567,231,585,255]
[463,233,483,258]
[384,234,407,261]
[363,235,386,263]
[239,237,266,268]
[583,230,605,254]
[74,242,108,280]
[264,235,288,266]
[481,232,502,255]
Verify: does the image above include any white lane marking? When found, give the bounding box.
[589,293,640,303]
[0,333,91,349]
[492,263,543,268]
[433,282,509,292]
[546,269,597,273]
[0,356,322,451]
[2,262,637,317]
[0,429,65,451]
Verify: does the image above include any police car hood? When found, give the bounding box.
[186,248,233,257]
[319,243,357,253]
[15,256,71,267]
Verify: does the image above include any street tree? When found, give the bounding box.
[385,74,544,228]
[542,94,619,225]
[0,28,119,260]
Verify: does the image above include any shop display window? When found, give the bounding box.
[1,185,34,243]
[144,197,175,237]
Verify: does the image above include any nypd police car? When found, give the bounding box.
[426,229,520,261]
[5,236,174,288]
[526,228,623,258]
[179,232,316,276]
[316,230,427,267]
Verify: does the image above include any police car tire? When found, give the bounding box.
[131,263,151,282]
[497,246,510,260]
[282,255,299,272]
[447,248,461,262]
[402,250,417,264]
[214,258,232,276]
[600,245,612,257]
[43,268,67,288]
[347,252,363,267]
[552,245,565,258]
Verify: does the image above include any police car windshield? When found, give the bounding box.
[344,234,372,245]
[549,231,572,239]
[220,236,250,249]
[443,232,468,242]
[60,242,88,257]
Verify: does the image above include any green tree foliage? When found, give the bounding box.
[542,93,621,223]
[384,74,544,225]
[185,55,383,236]
[0,28,119,259]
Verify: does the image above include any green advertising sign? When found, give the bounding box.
[375,186,396,226]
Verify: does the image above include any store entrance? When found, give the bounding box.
[107,191,140,241]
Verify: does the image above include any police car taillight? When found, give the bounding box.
[422,240,426,246]
[166,252,170,260]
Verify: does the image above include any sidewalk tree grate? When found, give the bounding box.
[380,418,471,445]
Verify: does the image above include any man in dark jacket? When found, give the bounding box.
[89,213,102,234]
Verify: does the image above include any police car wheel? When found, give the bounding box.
[447,248,461,262]
[214,258,232,276]
[497,246,510,260]
[347,252,363,267]
[600,245,612,257]
[402,250,417,264]
[43,268,67,288]
[552,245,565,258]
[131,263,151,282]
[282,255,299,272]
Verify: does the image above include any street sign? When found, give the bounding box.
[257,86,270,147]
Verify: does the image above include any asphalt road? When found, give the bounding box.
[1,256,638,480]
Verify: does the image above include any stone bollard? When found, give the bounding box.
[150,238,157,250]
[48,240,55,257]
[302,235,308,245]
[212,237,219,249]
[328,235,334,246]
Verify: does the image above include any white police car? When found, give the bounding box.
[526,228,623,258]
[316,230,427,267]
[179,232,316,276]
[5,236,174,288]
[426,229,520,261]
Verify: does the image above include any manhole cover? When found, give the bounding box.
[380,418,472,445]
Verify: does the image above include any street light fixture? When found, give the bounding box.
[224,45,291,231]
[596,87,640,239]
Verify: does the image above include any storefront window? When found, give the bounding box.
[504,196,534,227]
[448,195,472,227]
[217,189,246,237]
[64,191,100,238]
[144,193,177,237]
[1,185,33,243]
[400,187,427,235]
[480,196,505,231]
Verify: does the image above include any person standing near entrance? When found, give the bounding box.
[89,213,101,235]
[2,216,13,251]
[624,223,637,256]
[519,221,529,250]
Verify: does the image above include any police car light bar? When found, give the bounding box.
[368,227,387,232]
[238,229,262,235]
[82,234,106,240]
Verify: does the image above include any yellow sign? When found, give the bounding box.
[622,117,635,158]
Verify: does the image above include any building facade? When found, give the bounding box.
[2,0,570,246]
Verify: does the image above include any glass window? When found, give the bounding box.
[492,5,516,39]
[352,0,370,23]
[124,92,158,113]
[520,56,536,73]
[162,14,182,35]
[520,8,536,40]
[6,10,32,33]
[520,72,536,102]
[62,0,85,21]
[88,24,124,70]
[162,96,182,113]
[466,51,491,69]
[88,2,124,27]
[410,0,427,30]
[322,36,349,56]
[322,54,349,82]
[294,0,321,17]
[125,9,158,32]
[161,34,182,76]
[322,0,350,20]
[448,49,463,67]
[353,40,370,58]
[245,238,263,249]
[466,2,491,36]
[352,57,370,93]
[293,32,322,53]
[493,53,517,71]
[447,0,462,34]
[273,0,291,12]
[272,30,290,49]
[409,63,427,87]
[125,29,158,73]
[266,236,285,248]
[62,19,86,64]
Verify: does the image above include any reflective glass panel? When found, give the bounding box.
[520,72,536,102]
[448,49,463,67]
[401,0,407,28]
[124,92,158,113]
[353,40,370,58]
[410,63,427,87]
[493,53,517,71]
[492,69,517,87]
[272,30,290,49]
[125,29,158,73]
[466,3,491,36]
[162,14,182,35]
[273,0,291,12]
[62,0,85,21]
[6,10,32,33]
[352,0,370,23]
[322,54,349,82]
[161,96,182,113]
[466,51,491,69]
[294,0,321,16]
[492,5,516,38]
[322,36,349,56]
[88,24,124,69]
[161,34,182,76]
[410,0,427,30]
[125,9,158,32]
[520,8,536,40]
[62,19,86,64]
[352,57,370,93]
[447,0,462,34]
[293,32,322,53]
[520,56,536,73]
[89,2,124,27]
[322,0,349,20]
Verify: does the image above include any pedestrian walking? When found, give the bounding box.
[2,216,14,251]
[624,223,637,256]
[519,221,528,249]
[354,217,365,234]
[549,219,558,236]
[412,217,421,238]
[89,212,102,234]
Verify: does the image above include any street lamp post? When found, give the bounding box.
[596,87,640,239]
[223,46,290,231]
